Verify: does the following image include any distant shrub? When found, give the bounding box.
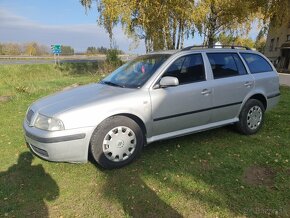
[106,49,123,67]
[98,62,118,78]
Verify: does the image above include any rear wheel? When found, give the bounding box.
[90,116,144,169]
[236,99,265,135]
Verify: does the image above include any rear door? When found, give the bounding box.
[206,52,254,122]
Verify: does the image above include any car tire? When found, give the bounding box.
[90,116,144,169]
[236,99,265,135]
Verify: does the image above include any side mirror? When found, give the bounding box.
[159,76,179,88]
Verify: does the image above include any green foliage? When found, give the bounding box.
[0,42,49,56]
[97,46,109,54]
[0,43,22,55]
[81,0,195,51]
[214,31,265,52]
[80,0,289,52]
[254,0,290,27]
[24,42,50,56]
[255,37,267,53]
[105,49,122,67]
[218,33,255,49]
[86,46,123,55]
[255,28,268,53]
[57,62,100,75]
[61,45,75,55]
[25,42,37,56]
[86,46,98,54]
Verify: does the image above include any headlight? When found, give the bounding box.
[34,114,65,131]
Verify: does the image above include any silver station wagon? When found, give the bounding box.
[24,46,280,169]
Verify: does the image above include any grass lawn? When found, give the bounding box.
[0,64,290,218]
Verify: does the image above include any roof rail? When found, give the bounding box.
[181,44,251,51]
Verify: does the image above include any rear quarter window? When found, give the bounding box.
[240,53,273,74]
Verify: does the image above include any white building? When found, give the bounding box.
[264,17,290,71]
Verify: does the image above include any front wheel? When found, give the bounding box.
[90,116,144,169]
[236,99,265,135]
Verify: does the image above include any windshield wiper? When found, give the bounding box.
[100,81,125,88]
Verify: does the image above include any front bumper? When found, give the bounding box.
[23,121,95,163]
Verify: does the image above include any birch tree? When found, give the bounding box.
[80,0,290,51]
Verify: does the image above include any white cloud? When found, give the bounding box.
[0,9,145,54]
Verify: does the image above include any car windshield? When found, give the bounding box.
[100,54,171,88]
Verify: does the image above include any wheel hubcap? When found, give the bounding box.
[247,106,262,130]
[102,126,137,162]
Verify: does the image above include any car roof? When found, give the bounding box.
[178,48,256,53]
[148,47,258,56]
[147,50,178,55]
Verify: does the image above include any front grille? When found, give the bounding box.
[26,109,34,125]
[30,144,49,157]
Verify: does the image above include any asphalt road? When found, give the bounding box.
[279,73,290,87]
[0,55,134,65]
[0,58,102,65]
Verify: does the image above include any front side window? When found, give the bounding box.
[240,53,273,74]
[101,54,170,88]
[207,53,247,79]
[163,54,205,84]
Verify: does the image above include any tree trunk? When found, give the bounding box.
[176,20,182,49]
[163,27,167,50]
[207,2,218,48]
[203,28,208,46]
[208,31,215,48]
[172,18,177,49]
[149,38,153,52]
[145,37,149,53]
[180,22,184,49]
[164,23,173,50]
[145,36,153,53]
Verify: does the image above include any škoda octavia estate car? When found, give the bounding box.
[24,45,280,169]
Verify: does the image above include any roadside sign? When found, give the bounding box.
[51,45,62,54]
[51,44,62,65]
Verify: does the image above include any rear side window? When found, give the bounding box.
[163,54,205,84]
[207,53,247,79]
[240,53,273,74]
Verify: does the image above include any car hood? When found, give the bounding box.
[31,83,135,117]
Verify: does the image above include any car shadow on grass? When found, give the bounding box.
[0,152,59,217]
[138,125,290,217]
[91,122,290,217]
[89,155,182,218]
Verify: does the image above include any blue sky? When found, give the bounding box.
[0,0,105,25]
[0,0,260,54]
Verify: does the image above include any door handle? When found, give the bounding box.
[244,81,253,87]
[201,89,212,95]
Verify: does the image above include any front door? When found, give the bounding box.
[150,53,213,136]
